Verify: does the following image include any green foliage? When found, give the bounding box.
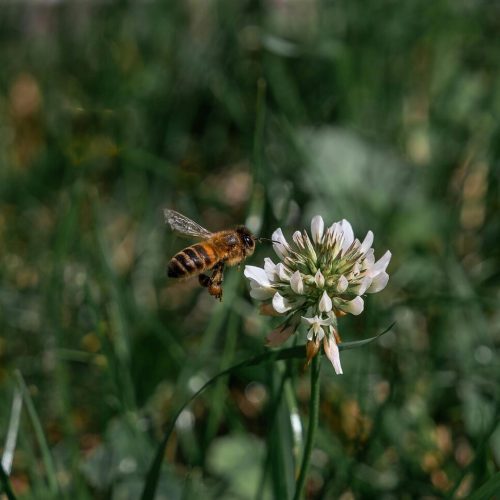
[0,1,498,499]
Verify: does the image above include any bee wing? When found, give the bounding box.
[164,209,213,239]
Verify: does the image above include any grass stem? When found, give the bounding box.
[293,354,321,500]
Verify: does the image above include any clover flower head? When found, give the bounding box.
[244,215,391,374]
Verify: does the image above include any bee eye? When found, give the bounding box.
[244,235,254,247]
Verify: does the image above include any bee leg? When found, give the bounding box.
[209,284,223,301]
[198,274,211,288]
[208,262,225,301]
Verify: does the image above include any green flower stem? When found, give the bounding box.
[141,324,394,500]
[293,354,321,500]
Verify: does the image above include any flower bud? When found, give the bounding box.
[290,270,304,294]
[318,291,332,313]
[336,275,348,293]
[305,339,320,366]
[314,269,325,288]
[311,215,325,244]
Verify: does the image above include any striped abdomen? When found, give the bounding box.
[167,243,218,278]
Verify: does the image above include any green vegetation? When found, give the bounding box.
[0,1,498,499]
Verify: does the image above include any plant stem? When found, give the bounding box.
[293,354,321,500]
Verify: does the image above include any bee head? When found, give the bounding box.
[236,226,256,256]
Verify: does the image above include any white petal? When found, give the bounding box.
[312,321,323,337]
[351,276,372,295]
[342,296,364,315]
[250,287,275,300]
[318,291,332,313]
[311,215,325,245]
[367,271,389,293]
[340,219,354,252]
[352,262,360,275]
[360,230,374,254]
[328,222,339,238]
[307,327,314,341]
[290,270,304,294]
[272,227,287,245]
[263,258,277,280]
[244,265,270,286]
[314,269,325,288]
[272,292,292,314]
[316,326,325,341]
[273,246,287,261]
[272,228,290,260]
[319,315,333,326]
[323,337,343,374]
[266,325,294,347]
[337,275,348,293]
[292,231,304,248]
[370,250,392,276]
[276,263,292,281]
[301,315,317,326]
[363,249,375,267]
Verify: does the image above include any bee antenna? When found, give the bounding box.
[257,237,281,244]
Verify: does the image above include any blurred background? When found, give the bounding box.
[0,0,499,498]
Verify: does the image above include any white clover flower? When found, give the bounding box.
[244,215,391,374]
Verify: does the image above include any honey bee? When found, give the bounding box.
[164,209,257,300]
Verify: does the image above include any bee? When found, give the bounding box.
[164,209,257,300]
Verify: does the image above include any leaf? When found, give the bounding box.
[140,322,395,500]
[338,322,396,350]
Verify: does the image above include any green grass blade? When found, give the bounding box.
[255,366,289,500]
[15,371,60,497]
[0,464,17,500]
[283,370,302,490]
[267,363,296,500]
[467,472,500,500]
[203,310,240,447]
[140,322,395,499]
[1,388,22,475]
